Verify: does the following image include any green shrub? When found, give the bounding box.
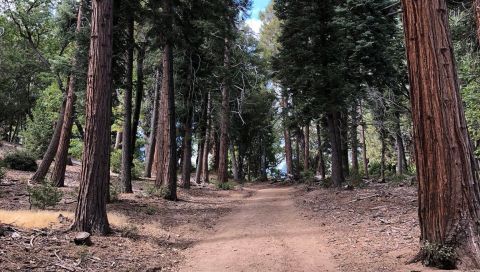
[3,151,38,171]
[300,170,315,184]
[110,149,143,179]
[110,182,121,202]
[119,224,139,239]
[69,138,83,160]
[110,149,122,174]
[0,167,5,180]
[28,180,63,209]
[145,184,169,198]
[216,181,235,190]
[421,242,456,269]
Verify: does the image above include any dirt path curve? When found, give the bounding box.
[179,185,337,272]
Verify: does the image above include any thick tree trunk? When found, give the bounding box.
[475,0,480,43]
[31,98,66,183]
[154,0,176,201]
[360,102,369,178]
[281,96,293,177]
[304,123,310,171]
[316,121,326,180]
[51,0,84,187]
[402,0,480,267]
[144,68,161,178]
[73,0,113,234]
[120,11,135,193]
[327,111,344,187]
[218,38,231,184]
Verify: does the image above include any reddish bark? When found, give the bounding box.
[73,0,113,234]
[402,0,480,267]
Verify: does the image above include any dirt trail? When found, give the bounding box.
[180,186,337,272]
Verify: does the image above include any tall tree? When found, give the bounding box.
[73,0,113,234]
[217,37,231,184]
[51,0,85,187]
[120,7,135,193]
[154,0,177,201]
[402,0,480,267]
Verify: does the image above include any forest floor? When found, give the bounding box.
[0,155,457,271]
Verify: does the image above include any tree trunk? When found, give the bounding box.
[230,143,240,181]
[379,127,386,182]
[304,123,310,171]
[351,104,359,175]
[73,0,113,234]
[316,121,326,180]
[201,91,212,183]
[402,0,480,267]
[340,113,349,177]
[394,112,407,175]
[181,55,194,189]
[144,68,161,178]
[327,111,344,187]
[114,131,122,149]
[131,45,146,166]
[295,131,300,176]
[120,10,135,193]
[360,102,369,179]
[218,38,231,184]
[475,0,480,43]
[154,0,176,201]
[50,1,84,187]
[195,91,208,184]
[281,95,293,177]
[30,98,66,183]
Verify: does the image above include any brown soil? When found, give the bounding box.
[0,159,462,271]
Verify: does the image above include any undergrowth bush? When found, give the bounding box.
[145,184,169,198]
[421,241,456,269]
[3,151,38,171]
[28,180,63,209]
[216,181,235,190]
[0,167,5,180]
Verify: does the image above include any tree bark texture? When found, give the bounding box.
[154,0,177,201]
[218,38,231,184]
[181,55,194,189]
[73,0,113,234]
[131,46,145,167]
[31,98,66,183]
[316,121,326,180]
[402,0,480,267]
[120,10,135,193]
[51,0,84,187]
[327,111,344,187]
[144,68,161,178]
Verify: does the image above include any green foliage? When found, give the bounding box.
[300,170,315,184]
[145,205,157,215]
[3,151,38,171]
[0,167,5,180]
[110,182,121,202]
[119,224,139,239]
[216,181,235,190]
[28,180,63,209]
[421,242,456,269]
[69,138,83,160]
[145,184,169,198]
[22,83,62,158]
[110,149,122,174]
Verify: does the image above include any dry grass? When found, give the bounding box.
[0,209,129,229]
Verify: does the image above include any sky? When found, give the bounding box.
[246,0,270,34]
